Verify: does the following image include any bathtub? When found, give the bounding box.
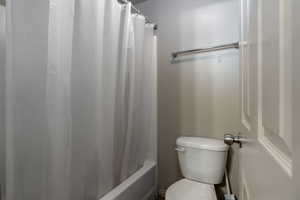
[99,160,157,200]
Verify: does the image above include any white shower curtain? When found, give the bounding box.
[113,3,134,185]
[101,0,122,195]
[3,0,157,199]
[69,0,107,199]
[143,27,158,162]
[46,0,74,199]
[120,14,146,181]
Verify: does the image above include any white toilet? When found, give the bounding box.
[166,137,229,200]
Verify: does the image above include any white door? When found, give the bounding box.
[238,0,298,199]
[0,1,5,200]
[292,0,300,199]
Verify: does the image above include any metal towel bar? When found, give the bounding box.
[172,42,240,58]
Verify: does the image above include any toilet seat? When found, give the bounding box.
[166,179,217,200]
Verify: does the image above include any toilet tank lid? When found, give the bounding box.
[176,137,229,151]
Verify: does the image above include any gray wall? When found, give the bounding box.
[136,0,240,195]
[0,5,5,198]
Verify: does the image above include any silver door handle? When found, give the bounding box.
[175,147,185,152]
[224,133,243,148]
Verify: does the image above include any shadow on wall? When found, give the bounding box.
[156,2,215,191]
[137,0,240,195]
[0,0,5,6]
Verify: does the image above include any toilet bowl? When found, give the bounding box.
[166,137,229,200]
[166,179,217,200]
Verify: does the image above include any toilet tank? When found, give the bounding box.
[176,137,229,185]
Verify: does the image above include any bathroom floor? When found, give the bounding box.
[158,193,165,200]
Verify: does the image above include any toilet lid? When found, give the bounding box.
[166,179,217,200]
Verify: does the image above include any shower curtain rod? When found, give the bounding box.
[172,42,240,58]
[118,0,158,30]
